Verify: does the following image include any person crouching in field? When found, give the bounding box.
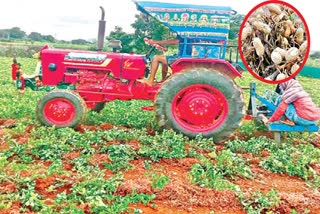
[261,78,320,126]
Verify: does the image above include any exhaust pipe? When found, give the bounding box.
[97,6,106,51]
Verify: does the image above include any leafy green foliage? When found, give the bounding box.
[19,179,45,212]
[107,26,134,53]
[188,135,216,152]
[235,73,320,107]
[3,27,26,39]
[106,13,174,54]
[147,172,170,190]
[69,174,122,201]
[31,139,71,161]
[101,144,136,171]
[100,127,146,141]
[239,190,281,214]
[216,150,252,178]
[138,130,187,161]
[89,191,155,214]
[0,154,9,171]
[226,136,273,155]
[86,100,155,129]
[229,14,245,40]
[238,120,268,139]
[130,14,174,53]
[190,150,251,190]
[190,161,236,190]
[261,142,320,180]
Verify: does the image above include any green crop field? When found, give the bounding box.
[0,56,319,213]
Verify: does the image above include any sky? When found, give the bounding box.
[0,0,319,50]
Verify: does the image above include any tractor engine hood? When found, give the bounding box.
[39,46,147,84]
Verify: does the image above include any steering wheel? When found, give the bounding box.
[144,38,168,52]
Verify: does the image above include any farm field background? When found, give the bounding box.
[0,56,320,213]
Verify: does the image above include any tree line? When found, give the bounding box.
[0,27,55,43]
[0,27,91,45]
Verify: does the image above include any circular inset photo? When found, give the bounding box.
[239,0,310,83]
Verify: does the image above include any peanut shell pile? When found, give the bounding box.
[241,3,308,80]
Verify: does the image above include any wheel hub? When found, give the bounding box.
[173,84,228,132]
[178,90,220,125]
[44,98,76,125]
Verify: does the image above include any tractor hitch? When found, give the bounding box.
[11,59,60,93]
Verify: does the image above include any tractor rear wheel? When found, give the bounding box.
[155,69,244,142]
[36,90,86,128]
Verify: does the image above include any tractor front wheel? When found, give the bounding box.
[155,69,244,142]
[36,90,86,128]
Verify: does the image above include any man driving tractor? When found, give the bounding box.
[138,37,225,86]
[138,38,179,86]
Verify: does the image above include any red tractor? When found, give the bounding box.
[11,1,244,142]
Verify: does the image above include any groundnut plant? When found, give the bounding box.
[241,3,308,80]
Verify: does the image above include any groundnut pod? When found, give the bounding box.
[291,64,300,74]
[271,51,282,65]
[285,47,299,62]
[252,37,265,57]
[294,27,304,44]
[274,47,286,58]
[254,7,265,16]
[287,8,294,15]
[253,21,271,34]
[282,20,295,38]
[241,25,253,41]
[278,13,286,21]
[283,24,291,38]
[286,20,296,32]
[267,4,282,15]
[276,73,286,81]
[282,37,289,47]
[294,19,302,28]
[299,41,308,55]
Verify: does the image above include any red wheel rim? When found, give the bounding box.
[43,98,76,126]
[172,84,228,133]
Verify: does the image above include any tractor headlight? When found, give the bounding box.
[49,63,57,71]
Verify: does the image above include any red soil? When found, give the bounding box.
[1,118,319,214]
[35,174,73,199]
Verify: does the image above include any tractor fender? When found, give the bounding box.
[170,58,242,80]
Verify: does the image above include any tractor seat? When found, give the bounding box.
[109,40,122,52]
